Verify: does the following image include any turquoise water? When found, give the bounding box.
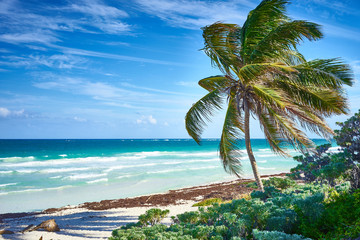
[0,139,332,213]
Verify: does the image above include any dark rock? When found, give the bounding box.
[0,229,14,234]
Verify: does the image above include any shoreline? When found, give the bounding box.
[0,173,286,239]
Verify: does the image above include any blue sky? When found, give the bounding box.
[0,0,359,139]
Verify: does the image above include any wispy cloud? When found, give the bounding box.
[134,0,253,29]
[67,0,128,18]
[136,115,157,125]
[0,32,60,45]
[55,45,186,66]
[0,54,87,69]
[0,0,132,46]
[32,75,194,112]
[0,107,28,118]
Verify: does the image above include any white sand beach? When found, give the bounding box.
[0,201,197,240]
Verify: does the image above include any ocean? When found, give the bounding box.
[0,139,332,213]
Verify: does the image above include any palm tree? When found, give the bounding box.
[185,0,353,191]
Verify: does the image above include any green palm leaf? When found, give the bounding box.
[198,75,229,92]
[240,0,289,61]
[219,97,244,176]
[202,22,242,74]
[249,20,322,63]
[185,89,224,144]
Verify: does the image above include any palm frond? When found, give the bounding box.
[185,89,224,144]
[275,78,349,115]
[202,22,242,74]
[249,20,322,63]
[240,0,290,62]
[198,75,229,92]
[266,107,314,152]
[252,84,289,109]
[293,58,354,88]
[257,109,289,156]
[237,62,297,84]
[219,97,244,176]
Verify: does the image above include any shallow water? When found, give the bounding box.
[0,139,334,213]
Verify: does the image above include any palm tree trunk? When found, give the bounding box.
[244,99,264,192]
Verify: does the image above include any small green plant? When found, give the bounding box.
[253,229,311,240]
[138,208,170,226]
[193,198,223,207]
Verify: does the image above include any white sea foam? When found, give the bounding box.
[50,175,62,179]
[148,169,186,174]
[0,170,13,174]
[59,154,68,157]
[117,174,139,179]
[327,147,341,153]
[189,166,218,170]
[258,160,267,163]
[42,167,90,173]
[187,158,219,163]
[258,167,276,170]
[257,154,275,157]
[86,178,108,184]
[0,156,35,162]
[0,183,17,188]
[103,163,157,173]
[258,148,271,152]
[0,185,72,196]
[64,173,107,180]
[16,169,36,174]
[1,156,119,168]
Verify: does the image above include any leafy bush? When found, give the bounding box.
[289,144,353,186]
[290,110,360,189]
[138,208,170,226]
[334,109,360,163]
[110,183,356,240]
[247,177,296,190]
[316,189,360,239]
[264,177,297,190]
[253,230,311,240]
[193,198,223,207]
[334,110,360,189]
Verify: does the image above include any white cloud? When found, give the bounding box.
[74,116,87,122]
[0,107,27,118]
[0,107,10,117]
[136,115,157,125]
[135,0,253,29]
[148,115,157,124]
[55,46,185,66]
[0,32,60,45]
[0,0,132,47]
[68,1,128,18]
[0,54,87,69]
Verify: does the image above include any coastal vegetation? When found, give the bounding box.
[184,0,353,191]
[110,111,360,239]
[109,0,358,239]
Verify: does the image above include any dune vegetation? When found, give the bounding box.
[109,0,359,239]
[110,110,360,240]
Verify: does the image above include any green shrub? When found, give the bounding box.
[320,189,360,239]
[193,198,223,207]
[264,177,297,190]
[138,208,170,226]
[247,177,296,190]
[110,183,359,240]
[253,230,311,240]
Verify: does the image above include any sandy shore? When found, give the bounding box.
[0,173,286,240]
